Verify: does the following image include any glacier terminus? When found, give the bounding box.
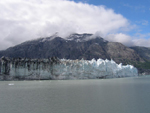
[0,56,138,80]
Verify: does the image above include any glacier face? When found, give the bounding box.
[56,59,138,79]
[0,57,138,80]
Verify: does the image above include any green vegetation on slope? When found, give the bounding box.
[133,61,150,69]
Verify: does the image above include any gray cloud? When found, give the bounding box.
[132,33,150,47]
[0,0,132,50]
[105,33,150,47]
[133,38,150,47]
[105,33,134,46]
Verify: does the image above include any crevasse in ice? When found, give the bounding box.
[0,57,138,80]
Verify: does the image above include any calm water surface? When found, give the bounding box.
[0,76,150,113]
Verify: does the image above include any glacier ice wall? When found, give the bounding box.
[0,57,138,80]
[56,59,138,79]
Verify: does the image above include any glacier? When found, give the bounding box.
[0,57,138,80]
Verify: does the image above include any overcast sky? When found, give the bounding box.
[0,0,150,50]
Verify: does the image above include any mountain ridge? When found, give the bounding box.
[0,33,150,74]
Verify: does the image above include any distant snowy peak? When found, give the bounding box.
[36,33,63,43]
[40,33,60,42]
[66,33,93,42]
[21,33,108,46]
[66,33,108,42]
[37,33,108,43]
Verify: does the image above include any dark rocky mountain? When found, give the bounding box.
[130,46,150,61]
[0,33,149,74]
[0,33,143,63]
[129,46,150,74]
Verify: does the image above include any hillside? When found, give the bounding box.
[0,33,149,74]
[130,46,150,61]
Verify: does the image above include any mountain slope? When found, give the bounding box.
[130,46,150,61]
[106,42,144,64]
[0,33,144,65]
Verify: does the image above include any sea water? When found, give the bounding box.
[0,76,150,113]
